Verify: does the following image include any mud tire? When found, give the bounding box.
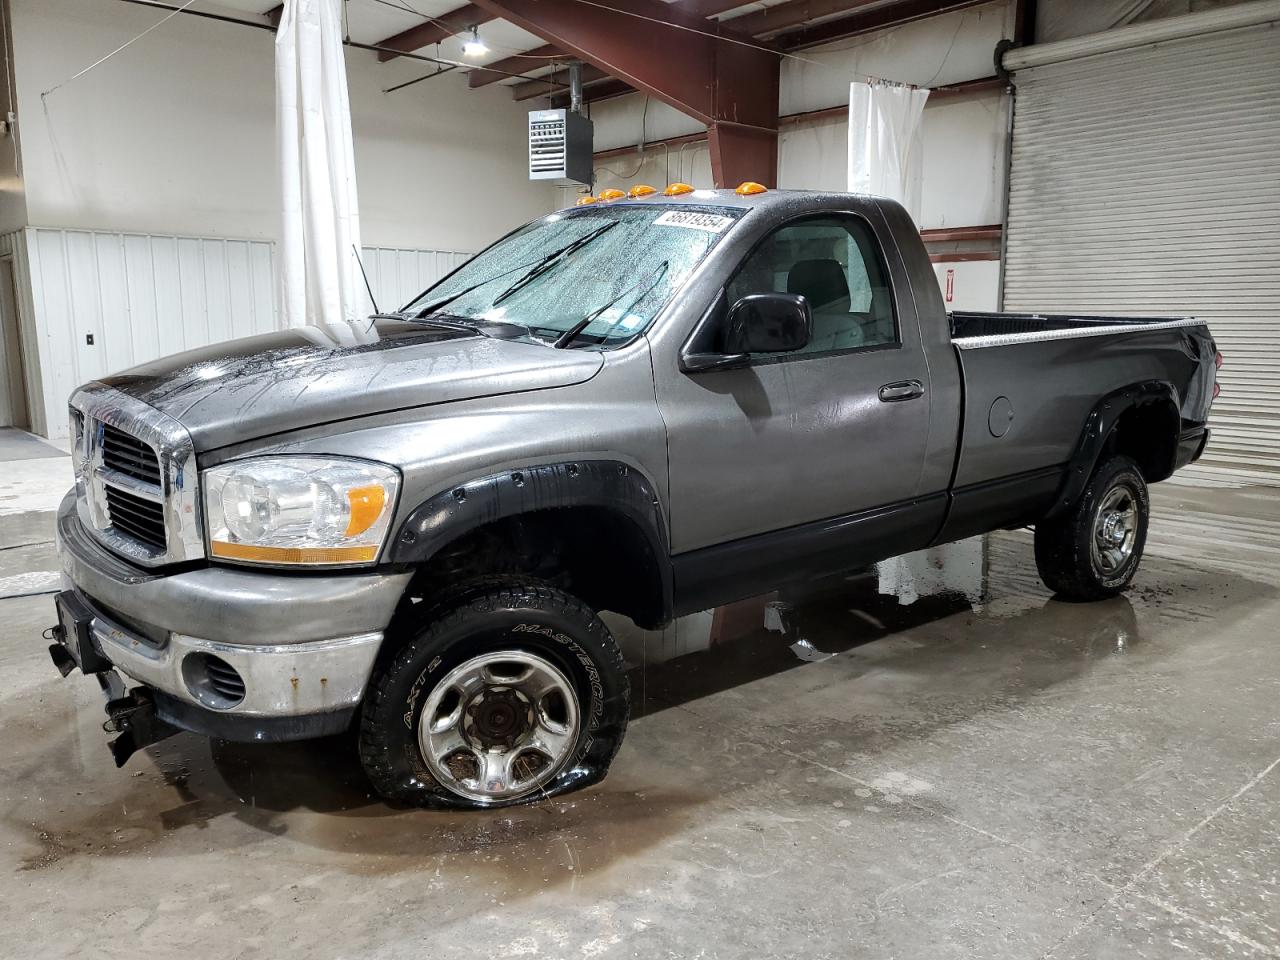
[358,579,629,809]
[1034,454,1149,602]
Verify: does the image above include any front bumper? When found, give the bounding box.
[54,490,412,733]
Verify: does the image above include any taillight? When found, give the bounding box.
[1213,349,1223,400]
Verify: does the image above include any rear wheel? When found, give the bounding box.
[358,579,629,808]
[1034,454,1149,601]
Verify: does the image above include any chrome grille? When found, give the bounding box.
[104,484,167,550]
[101,423,162,485]
[69,384,204,568]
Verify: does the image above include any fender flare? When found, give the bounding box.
[1044,380,1180,520]
[387,459,674,622]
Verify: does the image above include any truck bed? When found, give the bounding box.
[934,308,1214,545]
[950,310,1199,344]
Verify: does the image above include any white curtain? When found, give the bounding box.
[847,81,930,224]
[275,0,371,336]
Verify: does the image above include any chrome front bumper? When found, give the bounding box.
[55,490,412,720]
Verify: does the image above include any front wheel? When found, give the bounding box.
[358,580,629,808]
[1034,454,1150,602]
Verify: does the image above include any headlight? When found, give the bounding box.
[203,457,400,566]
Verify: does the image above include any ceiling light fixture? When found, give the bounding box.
[462,26,488,58]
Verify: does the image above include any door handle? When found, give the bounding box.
[878,379,925,403]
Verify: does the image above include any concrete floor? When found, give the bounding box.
[2,467,1279,959]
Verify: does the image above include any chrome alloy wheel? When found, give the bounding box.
[417,650,580,804]
[1091,483,1139,576]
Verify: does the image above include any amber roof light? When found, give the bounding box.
[628,184,657,198]
[597,188,626,201]
[735,181,768,195]
[663,182,694,196]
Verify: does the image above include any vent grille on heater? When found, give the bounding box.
[530,116,567,175]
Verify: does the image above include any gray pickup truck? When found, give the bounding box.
[50,187,1218,809]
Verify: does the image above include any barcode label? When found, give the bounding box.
[653,210,733,233]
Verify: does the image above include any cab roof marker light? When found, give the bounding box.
[628,184,657,198]
[735,181,768,195]
[664,182,694,196]
[575,196,597,206]
[597,188,626,201]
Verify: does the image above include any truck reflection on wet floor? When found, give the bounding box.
[180,538,1141,816]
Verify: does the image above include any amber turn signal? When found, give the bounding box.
[735,181,768,196]
[345,484,387,538]
[663,182,694,196]
[211,541,379,565]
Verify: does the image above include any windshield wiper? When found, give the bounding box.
[492,220,620,307]
[553,260,670,349]
[412,221,619,320]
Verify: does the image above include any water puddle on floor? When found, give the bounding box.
[3,530,1272,896]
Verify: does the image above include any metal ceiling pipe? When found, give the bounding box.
[1002,0,1280,71]
[569,60,584,115]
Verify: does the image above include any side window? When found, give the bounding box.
[725,215,897,357]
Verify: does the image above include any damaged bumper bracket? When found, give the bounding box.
[102,686,179,767]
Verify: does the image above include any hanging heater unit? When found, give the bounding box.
[528,108,593,185]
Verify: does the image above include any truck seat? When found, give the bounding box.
[788,259,864,352]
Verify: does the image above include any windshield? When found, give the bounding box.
[402,204,744,348]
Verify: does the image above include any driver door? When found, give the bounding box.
[654,211,940,609]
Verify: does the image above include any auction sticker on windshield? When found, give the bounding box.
[653,210,734,233]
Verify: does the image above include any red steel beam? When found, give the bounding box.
[468,2,754,90]
[376,4,495,62]
[468,42,562,87]
[471,0,781,187]
[777,0,989,49]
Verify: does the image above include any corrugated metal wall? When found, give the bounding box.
[25,229,278,440]
[20,228,471,441]
[360,245,472,312]
[1002,23,1280,476]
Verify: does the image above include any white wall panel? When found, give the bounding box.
[25,228,279,440]
[19,227,473,441]
[361,246,473,312]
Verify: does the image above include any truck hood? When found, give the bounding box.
[98,319,604,452]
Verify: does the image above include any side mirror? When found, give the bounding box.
[724,292,812,355]
[679,291,813,374]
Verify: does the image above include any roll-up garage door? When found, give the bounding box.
[1002,16,1280,477]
